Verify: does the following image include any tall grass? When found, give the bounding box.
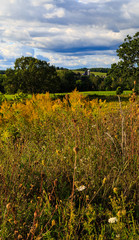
[0,90,138,239]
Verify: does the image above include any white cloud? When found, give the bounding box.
[32,0,54,7]
[0,0,138,69]
[9,0,16,3]
[0,42,34,60]
[78,0,110,3]
[122,0,139,18]
[34,48,119,69]
[43,5,65,18]
[3,28,30,42]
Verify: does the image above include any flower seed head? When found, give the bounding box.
[6,203,11,210]
[108,217,118,223]
[73,146,79,153]
[77,185,86,192]
[18,235,23,239]
[34,211,37,218]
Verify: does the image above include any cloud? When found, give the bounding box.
[43,4,65,18]
[36,54,50,62]
[0,0,138,69]
[0,42,34,60]
[3,28,30,42]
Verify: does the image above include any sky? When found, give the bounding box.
[0,0,139,70]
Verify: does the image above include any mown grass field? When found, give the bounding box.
[72,70,107,77]
[4,90,132,101]
[80,90,132,96]
[0,90,138,239]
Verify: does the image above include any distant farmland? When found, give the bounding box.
[72,70,107,77]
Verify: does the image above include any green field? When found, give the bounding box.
[80,90,132,96]
[72,70,107,77]
[4,90,132,101]
[51,90,132,102]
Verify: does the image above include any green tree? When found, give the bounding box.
[107,32,139,91]
[117,32,139,70]
[4,56,60,94]
[57,69,76,92]
[89,74,103,91]
[3,69,18,94]
[106,64,125,90]
[0,74,5,93]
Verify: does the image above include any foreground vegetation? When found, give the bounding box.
[0,90,138,239]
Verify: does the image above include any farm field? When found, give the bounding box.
[72,70,107,77]
[80,90,132,95]
[0,90,138,239]
[4,90,132,101]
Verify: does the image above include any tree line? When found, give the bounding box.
[0,32,138,94]
[0,59,110,94]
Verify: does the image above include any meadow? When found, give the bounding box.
[0,90,138,239]
[4,90,132,101]
[72,70,107,77]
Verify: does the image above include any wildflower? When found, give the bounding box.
[102,177,107,185]
[56,149,59,155]
[77,185,86,192]
[117,210,122,217]
[108,217,118,223]
[116,234,120,238]
[8,218,13,223]
[42,160,45,166]
[113,187,118,194]
[52,219,56,227]
[117,209,126,217]
[121,209,126,216]
[86,195,89,201]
